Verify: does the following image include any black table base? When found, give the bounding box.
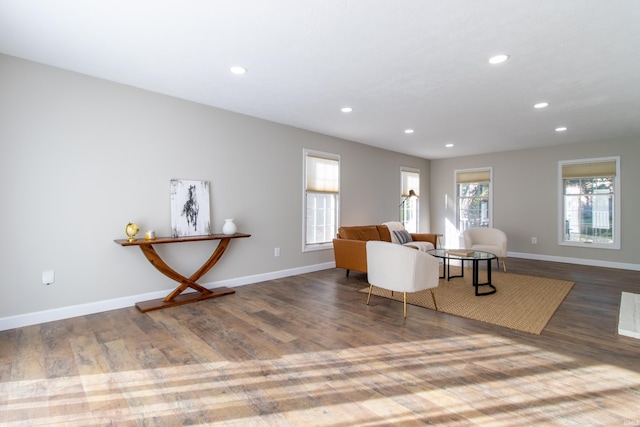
[438,256,496,296]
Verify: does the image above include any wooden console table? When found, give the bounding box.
[114,233,250,312]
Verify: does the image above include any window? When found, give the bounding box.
[303,149,340,251]
[559,157,620,249]
[456,168,492,232]
[400,168,420,233]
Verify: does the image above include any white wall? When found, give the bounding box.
[0,54,431,326]
[430,139,640,269]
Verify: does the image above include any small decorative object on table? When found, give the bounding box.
[125,222,140,242]
[145,229,156,240]
[222,218,237,235]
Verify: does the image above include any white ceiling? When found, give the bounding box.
[1,0,639,159]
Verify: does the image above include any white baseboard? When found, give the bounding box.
[0,262,335,332]
[508,252,640,271]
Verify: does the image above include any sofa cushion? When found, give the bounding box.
[377,225,392,242]
[338,225,382,241]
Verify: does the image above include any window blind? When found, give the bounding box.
[401,170,419,197]
[562,161,616,179]
[306,154,339,193]
[456,170,491,184]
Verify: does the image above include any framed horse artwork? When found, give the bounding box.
[170,179,211,237]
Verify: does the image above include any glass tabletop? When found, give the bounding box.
[427,248,497,260]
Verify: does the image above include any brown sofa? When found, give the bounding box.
[332,224,438,276]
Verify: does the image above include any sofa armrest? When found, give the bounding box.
[410,233,438,248]
[333,238,369,273]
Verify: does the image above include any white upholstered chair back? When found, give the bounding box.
[463,227,508,271]
[365,241,439,317]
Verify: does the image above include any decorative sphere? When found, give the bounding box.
[125,223,140,240]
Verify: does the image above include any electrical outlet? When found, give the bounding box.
[531,237,537,244]
[274,247,280,257]
[42,270,55,285]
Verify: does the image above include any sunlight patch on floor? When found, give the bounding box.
[3,334,640,425]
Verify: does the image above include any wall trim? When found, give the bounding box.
[0,262,335,332]
[508,251,640,271]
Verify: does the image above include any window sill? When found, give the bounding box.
[303,242,333,253]
[558,241,620,250]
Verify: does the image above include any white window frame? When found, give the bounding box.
[400,167,420,233]
[455,167,493,233]
[302,149,340,252]
[558,156,620,250]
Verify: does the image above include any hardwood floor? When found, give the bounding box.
[1,258,639,426]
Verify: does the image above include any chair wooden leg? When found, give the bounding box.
[366,285,373,305]
[502,258,507,272]
[403,292,407,318]
[430,289,438,311]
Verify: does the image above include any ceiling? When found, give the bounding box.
[1,1,639,159]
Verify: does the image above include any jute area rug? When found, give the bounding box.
[359,267,574,335]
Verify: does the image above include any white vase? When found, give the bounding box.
[222,218,237,235]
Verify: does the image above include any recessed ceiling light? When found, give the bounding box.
[341,107,353,113]
[230,66,247,75]
[555,126,568,132]
[404,129,414,134]
[534,102,549,109]
[488,54,510,64]
[445,143,454,148]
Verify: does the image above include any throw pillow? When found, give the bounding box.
[393,230,413,244]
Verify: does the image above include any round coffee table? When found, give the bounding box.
[426,249,497,296]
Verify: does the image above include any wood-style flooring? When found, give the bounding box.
[1,258,640,426]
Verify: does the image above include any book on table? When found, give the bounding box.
[446,249,475,257]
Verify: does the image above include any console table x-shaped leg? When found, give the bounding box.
[115,233,250,312]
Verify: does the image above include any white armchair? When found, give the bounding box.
[463,227,508,272]
[366,241,440,318]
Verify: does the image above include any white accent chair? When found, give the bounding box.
[366,241,440,318]
[463,227,508,272]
